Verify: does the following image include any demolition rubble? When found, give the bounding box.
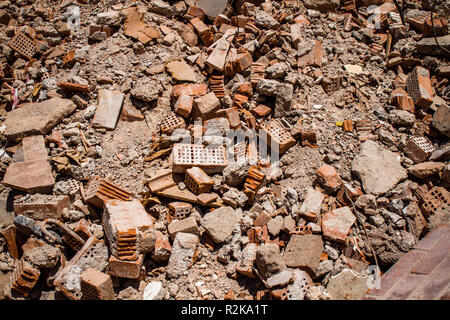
[0,0,449,300]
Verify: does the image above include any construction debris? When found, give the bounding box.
[0,0,448,302]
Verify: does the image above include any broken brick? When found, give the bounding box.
[193,92,220,119]
[108,254,144,280]
[85,176,132,208]
[13,195,70,220]
[168,216,199,239]
[406,66,434,109]
[185,167,214,195]
[316,165,343,192]
[322,206,356,243]
[81,268,115,300]
[174,95,194,118]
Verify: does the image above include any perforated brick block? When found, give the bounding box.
[259,120,296,155]
[403,137,435,163]
[407,66,433,109]
[321,76,341,94]
[169,202,193,220]
[172,143,227,174]
[8,31,36,59]
[185,167,214,195]
[160,112,186,135]
[11,258,40,297]
[54,236,109,300]
[13,195,70,221]
[81,268,115,300]
[85,176,132,208]
[102,200,154,260]
[420,187,449,217]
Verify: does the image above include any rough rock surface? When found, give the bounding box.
[352,140,407,195]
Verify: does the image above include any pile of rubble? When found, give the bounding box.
[0,0,448,300]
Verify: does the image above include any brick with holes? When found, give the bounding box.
[420,187,450,218]
[10,258,40,297]
[168,216,199,240]
[185,167,214,195]
[85,176,132,208]
[171,143,228,174]
[193,92,220,119]
[174,95,194,118]
[8,31,36,59]
[259,120,296,155]
[403,137,435,163]
[321,76,341,94]
[316,164,343,192]
[160,112,186,135]
[80,268,115,300]
[169,202,193,220]
[322,206,356,243]
[103,200,154,261]
[54,236,109,300]
[406,66,433,109]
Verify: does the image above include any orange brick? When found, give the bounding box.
[391,88,415,113]
[259,120,296,155]
[0,225,19,260]
[342,119,353,132]
[233,94,249,108]
[423,18,447,37]
[185,167,214,195]
[152,231,172,262]
[190,18,214,46]
[160,112,186,135]
[11,258,40,296]
[186,6,206,20]
[85,176,132,208]
[316,165,343,192]
[108,254,144,279]
[227,51,253,75]
[297,40,322,68]
[81,268,115,300]
[174,95,194,118]
[251,105,271,117]
[407,66,434,109]
[102,200,154,260]
[237,82,253,96]
[193,92,220,119]
[172,84,208,99]
[223,107,241,129]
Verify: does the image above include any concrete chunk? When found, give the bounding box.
[5,98,76,141]
[200,206,240,243]
[92,89,125,130]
